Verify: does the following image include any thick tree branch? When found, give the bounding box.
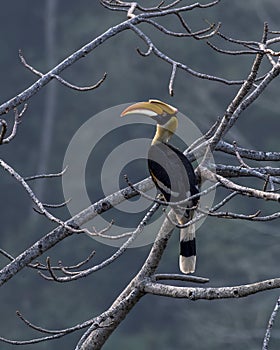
[0,21,131,115]
[77,212,177,350]
[39,202,160,282]
[142,278,280,300]
[0,177,154,286]
[216,140,280,161]
[204,168,280,202]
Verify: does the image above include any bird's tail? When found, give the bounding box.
[176,212,196,274]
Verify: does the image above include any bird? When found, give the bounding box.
[121,99,200,274]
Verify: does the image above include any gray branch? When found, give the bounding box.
[263,296,280,350]
[142,278,280,299]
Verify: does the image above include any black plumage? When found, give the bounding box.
[148,141,199,273]
[121,99,200,273]
[148,142,199,212]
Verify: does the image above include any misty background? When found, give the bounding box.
[0,1,280,349]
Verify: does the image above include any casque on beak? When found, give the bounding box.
[121,99,178,122]
[121,99,179,144]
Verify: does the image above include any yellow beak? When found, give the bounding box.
[121,99,177,118]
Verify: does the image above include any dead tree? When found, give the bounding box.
[1,1,280,349]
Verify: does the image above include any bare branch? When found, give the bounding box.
[16,310,61,335]
[0,159,76,229]
[29,250,96,274]
[196,23,269,155]
[142,18,220,39]
[20,48,107,91]
[3,4,280,349]
[201,166,280,202]
[210,191,238,211]
[19,49,43,77]
[124,174,219,207]
[136,43,153,56]
[100,0,221,14]
[263,296,280,350]
[217,30,259,47]
[24,166,68,181]
[0,308,100,346]
[51,72,107,91]
[233,140,253,167]
[39,202,160,282]
[127,2,137,18]
[199,206,262,221]
[58,251,96,275]
[0,176,155,286]
[186,117,221,154]
[129,23,246,85]
[0,21,133,115]
[0,248,14,261]
[214,164,280,184]
[216,141,280,161]
[0,105,27,144]
[153,273,209,283]
[42,198,71,209]
[169,63,177,96]
[207,40,261,55]
[0,119,7,143]
[142,277,280,300]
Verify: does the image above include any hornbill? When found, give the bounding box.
[121,99,199,274]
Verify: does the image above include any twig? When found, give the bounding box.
[100,0,220,13]
[210,191,238,211]
[186,116,221,154]
[42,198,71,209]
[24,166,68,181]
[204,23,269,153]
[82,221,135,240]
[0,248,14,261]
[262,175,276,192]
[142,18,220,39]
[213,171,280,202]
[153,273,209,284]
[59,250,96,275]
[51,73,107,91]
[0,105,27,144]
[199,207,262,221]
[233,141,250,168]
[0,176,154,286]
[0,309,100,345]
[16,311,62,335]
[207,41,261,55]
[127,2,137,18]
[136,43,153,56]
[0,119,7,144]
[19,49,43,77]
[263,296,280,350]
[0,159,83,234]
[217,30,259,47]
[20,48,108,91]
[129,23,246,85]
[124,174,218,207]
[39,202,160,282]
[169,63,177,96]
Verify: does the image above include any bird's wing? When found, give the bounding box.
[148,142,198,205]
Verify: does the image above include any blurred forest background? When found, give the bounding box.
[1,1,280,349]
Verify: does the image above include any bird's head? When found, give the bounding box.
[121,99,178,144]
